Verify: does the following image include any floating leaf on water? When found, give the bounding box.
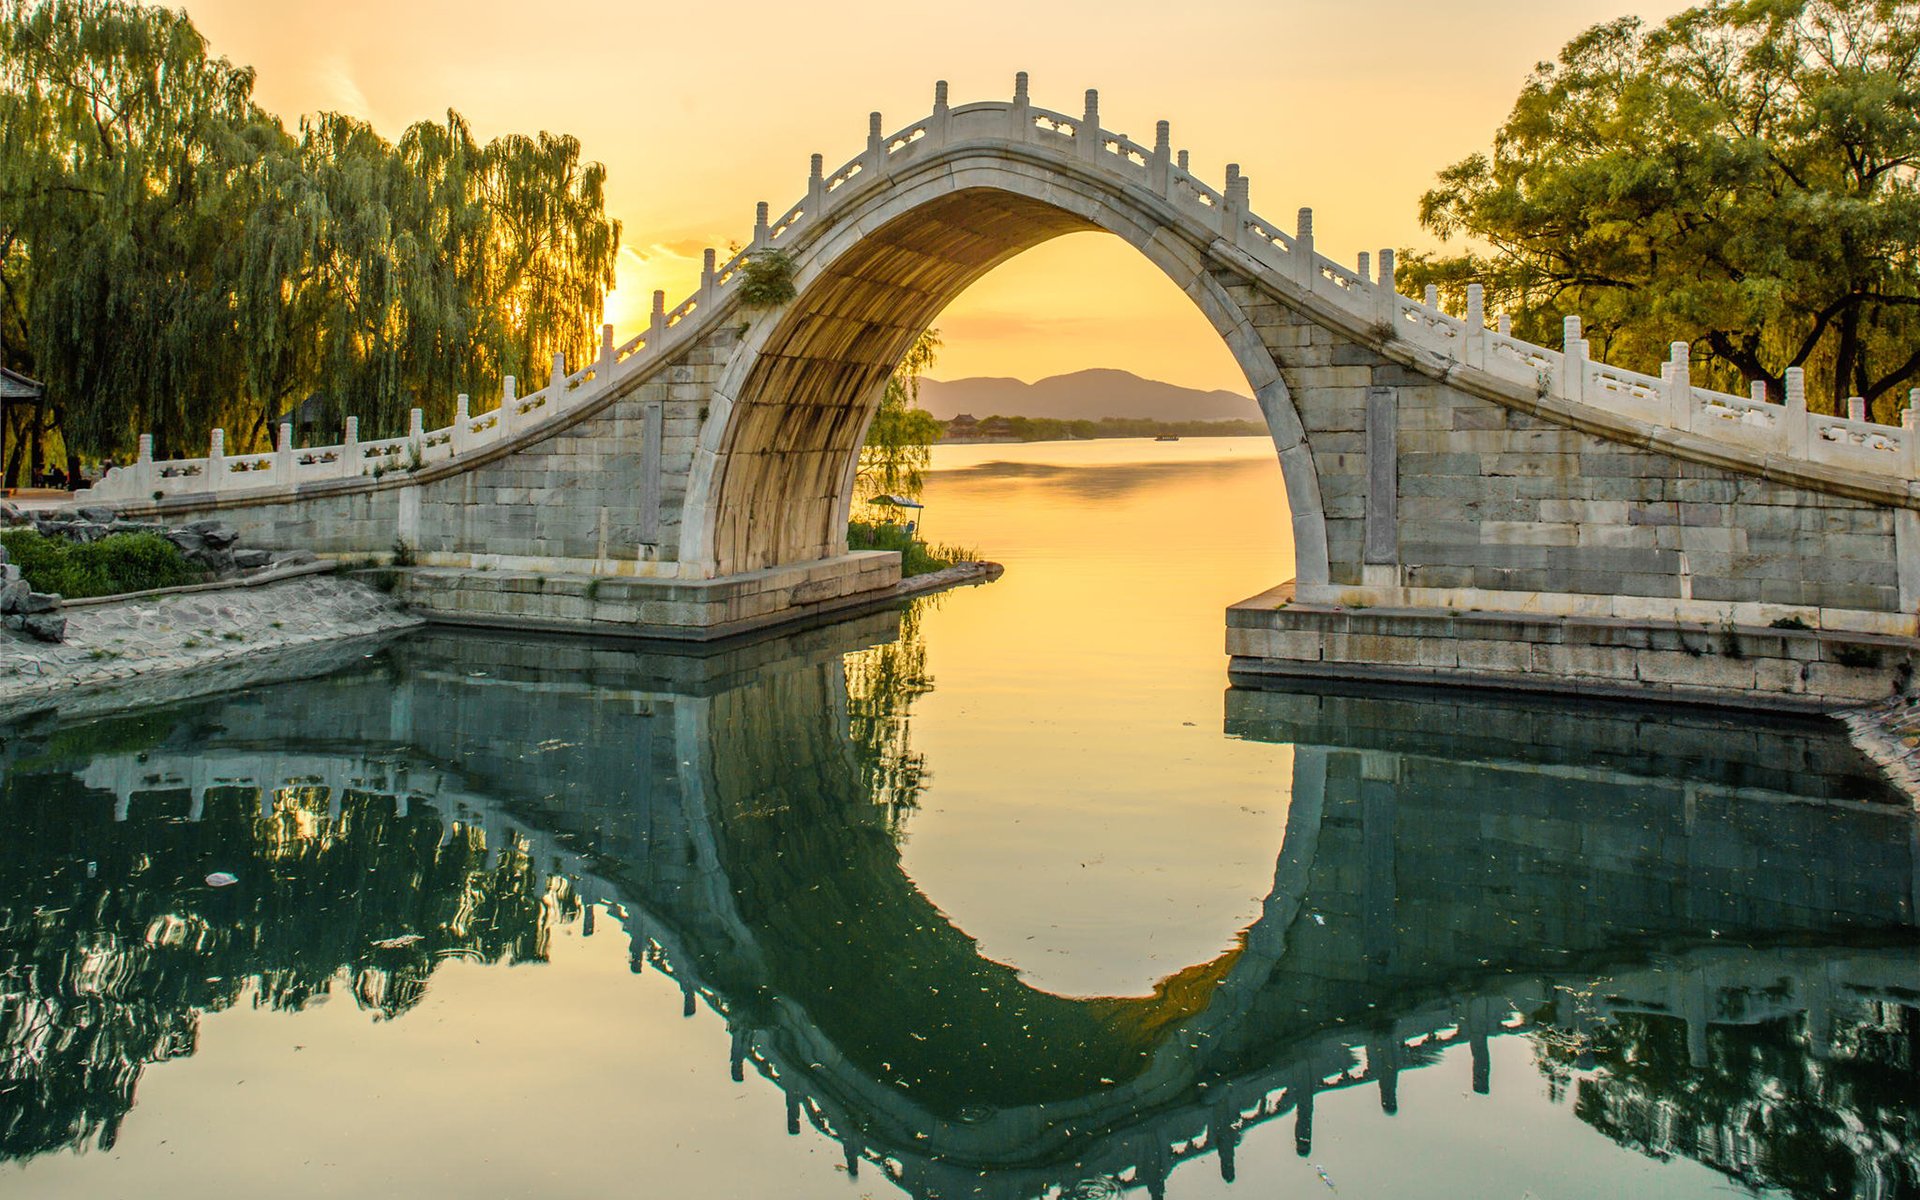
[371,934,425,950]
[204,872,239,887]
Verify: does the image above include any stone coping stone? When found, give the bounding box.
[397,558,1003,645]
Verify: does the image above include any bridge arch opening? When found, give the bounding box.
[683,172,1329,584]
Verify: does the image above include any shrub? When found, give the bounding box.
[847,520,976,578]
[737,249,797,307]
[0,529,203,599]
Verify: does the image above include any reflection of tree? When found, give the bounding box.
[843,600,936,836]
[0,771,577,1161]
[1535,998,1920,1197]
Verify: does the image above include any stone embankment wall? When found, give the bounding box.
[1235,280,1911,630]
[0,574,421,719]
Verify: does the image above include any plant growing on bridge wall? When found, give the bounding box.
[737,250,798,307]
[1400,0,1920,418]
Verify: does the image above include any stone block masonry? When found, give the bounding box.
[54,82,1920,698]
[1229,585,1913,713]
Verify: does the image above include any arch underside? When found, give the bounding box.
[710,189,1100,574]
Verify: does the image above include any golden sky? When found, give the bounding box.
[176,0,1687,394]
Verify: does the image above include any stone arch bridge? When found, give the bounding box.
[84,78,1920,709]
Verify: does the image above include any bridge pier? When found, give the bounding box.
[1229,590,1915,712]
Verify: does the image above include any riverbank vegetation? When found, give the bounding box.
[1401,0,1920,418]
[0,528,201,599]
[846,520,976,577]
[0,0,620,485]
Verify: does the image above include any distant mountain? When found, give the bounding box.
[914,368,1258,422]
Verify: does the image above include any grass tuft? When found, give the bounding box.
[848,520,977,578]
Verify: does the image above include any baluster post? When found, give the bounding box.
[276,421,293,482]
[1150,120,1171,192]
[1750,381,1768,406]
[1848,395,1868,423]
[1464,284,1486,368]
[807,153,826,223]
[1785,367,1808,456]
[208,428,225,487]
[599,323,615,383]
[931,80,950,141]
[1666,341,1693,431]
[700,247,718,305]
[1010,71,1031,138]
[551,351,568,412]
[1295,207,1315,289]
[408,407,424,463]
[1559,315,1585,403]
[752,201,770,250]
[1424,284,1440,311]
[500,375,518,438]
[1904,391,1919,478]
[1377,248,1396,327]
[865,111,885,174]
[134,433,154,494]
[1222,163,1244,239]
[651,290,668,342]
[1078,88,1100,162]
[454,394,471,453]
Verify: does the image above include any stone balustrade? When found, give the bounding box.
[82,77,1920,505]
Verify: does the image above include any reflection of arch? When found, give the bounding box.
[6,624,1919,1196]
[679,159,1327,584]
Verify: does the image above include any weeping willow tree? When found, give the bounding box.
[0,0,621,480]
[855,329,943,505]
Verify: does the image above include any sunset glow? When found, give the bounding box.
[172,0,1688,393]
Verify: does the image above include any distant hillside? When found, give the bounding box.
[914,368,1257,422]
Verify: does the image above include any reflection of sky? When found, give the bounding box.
[9,437,1917,1200]
[897,438,1298,998]
[168,0,1691,391]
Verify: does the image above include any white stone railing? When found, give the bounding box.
[86,77,1920,503]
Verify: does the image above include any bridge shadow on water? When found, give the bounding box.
[1,609,1917,1198]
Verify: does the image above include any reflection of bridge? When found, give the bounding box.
[6,625,1917,1197]
[76,80,1920,707]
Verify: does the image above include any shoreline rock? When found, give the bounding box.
[0,575,423,721]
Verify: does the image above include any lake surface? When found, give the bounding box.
[3,437,1918,1199]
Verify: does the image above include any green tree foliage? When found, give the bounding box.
[0,767,578,1158]
[0,0,620,479]
[856,328,943,504]
[0,526,200,596]
[1400,0,1920,417]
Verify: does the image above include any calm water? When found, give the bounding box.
[3,437,1918,1200]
